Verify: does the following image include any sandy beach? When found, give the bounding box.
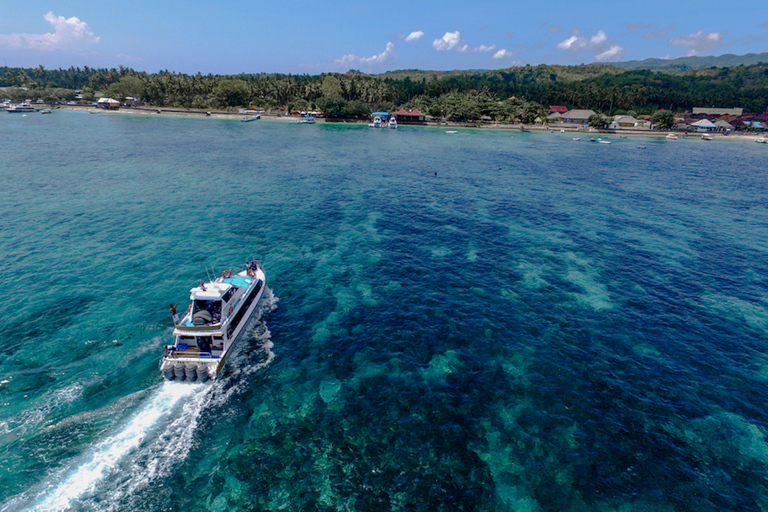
[52,104,766,143]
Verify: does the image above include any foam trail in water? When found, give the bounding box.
[3,290,278,512]
[19,382,202,512]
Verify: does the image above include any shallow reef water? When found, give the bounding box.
[1,112,768,511]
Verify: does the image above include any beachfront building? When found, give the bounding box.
[610,115,639,128]
[393,108,425,123]
[547,112,565,123]
[692,107,743,119]
[690,119,717,132]
[562,109,596,124]
[714,120,735,132]
[548,105,568,115]
[96,97,120,110]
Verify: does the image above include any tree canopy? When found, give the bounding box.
[1,61,766,121]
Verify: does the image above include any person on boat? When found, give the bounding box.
[170,302,180,324]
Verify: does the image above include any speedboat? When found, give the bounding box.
[446,130,458,134]
[241,114,260,122]
[368,116,382,128]
[598,139,611,144]
[159,260,267,382]
[388,117,397,129]
[665,134,678,140]
[40,108,52,114]
[701,134,713,141]
[755,138,767,144]
[297,115,315,124]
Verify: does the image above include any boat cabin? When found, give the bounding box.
[171,273,263,351]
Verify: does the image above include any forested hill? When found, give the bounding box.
[607,52,768,74]
[1,58,767,117]
[379,64,626,82]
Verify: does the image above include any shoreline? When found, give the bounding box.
[53,105,766,142]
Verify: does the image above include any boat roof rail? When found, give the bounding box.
[173,325,223,336]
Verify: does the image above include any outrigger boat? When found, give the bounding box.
[159,260,266,382]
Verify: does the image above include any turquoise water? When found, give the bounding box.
[2,111,768,511]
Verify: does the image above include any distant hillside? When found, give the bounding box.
[608,52,768,73]
[380,63,626,83]
[378,69,494,81]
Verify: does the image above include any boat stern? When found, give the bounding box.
[160,349,221,382]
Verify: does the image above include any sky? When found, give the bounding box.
[1,1,767,75]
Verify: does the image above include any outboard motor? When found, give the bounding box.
[173,362,185,380]
[185,364,197,381]
[197,364,210,382]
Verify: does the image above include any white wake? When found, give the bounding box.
[2,289,277,512]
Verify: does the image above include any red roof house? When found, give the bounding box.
[394,108,425,122]
[548,105,568,114]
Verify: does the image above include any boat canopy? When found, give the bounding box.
[190,281,233,300]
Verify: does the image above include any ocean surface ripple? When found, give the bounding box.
[1,113,768,511]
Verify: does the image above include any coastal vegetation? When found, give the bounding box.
[1,60,767,121]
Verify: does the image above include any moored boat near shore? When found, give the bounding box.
[6,102,36,113]
[159,260,267,382]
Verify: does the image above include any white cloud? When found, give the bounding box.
[336,42,395,66]
[433,31,461,51]
[457,43,496,54]
[405,31,424,43]
[433,31,496,54]
[556,28,624,61]
[0,11,99,51]
[668,30,724,56]
[556,34,586,51]
[493,49,515,60]
[595,44,625,61]
[590,30,608,45]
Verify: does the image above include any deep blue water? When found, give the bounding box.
[2,111,768,511]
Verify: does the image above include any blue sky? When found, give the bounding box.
[1,1,767,74]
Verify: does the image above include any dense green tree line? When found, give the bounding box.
[1,62,767,120]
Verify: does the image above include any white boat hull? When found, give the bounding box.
[159,263,266,381]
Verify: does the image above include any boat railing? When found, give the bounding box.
[166,347,222,360]
[174,323,222,334]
